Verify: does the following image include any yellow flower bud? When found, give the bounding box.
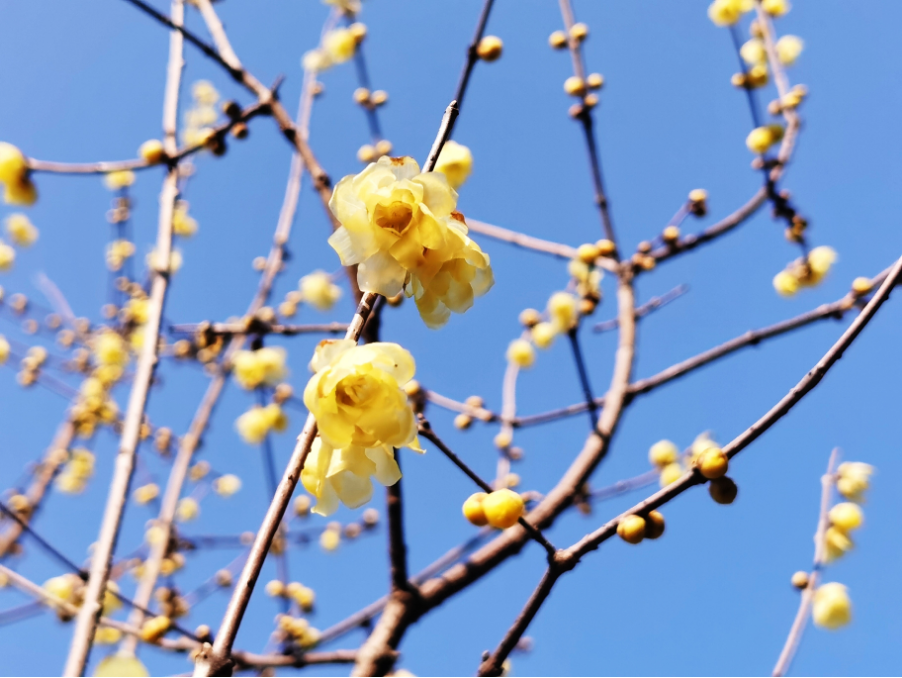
[95,626,123,645]
[494,430,512,450]
[740,39,767,65]
[746,126,777,154]
[139,139,166,165]
[320,527,341,552]
[506,338,536,368]
[697,447,729,479]
[548,30,567,49]
[569,23,589,42]
[662,225,680,243]
[476,35,503,62]
[175,497,200,523]
[375,139,393,156]
[707,0,753,26]
[586,73,604,90]
[851,277,872,295]
[519,308,541,327]
[791,571,809,589]
[649,440,679,468]
[709,476,738,504]
[482,489,524,529]
[530,322,557,350]
[824,526,853,562]
[434,140,473,190]
[836,462,873,502]
[462,492,489,526]
[94,654,149,677]
[299,270,342,311]
[454,413,473,430]
[659,462,684,487]
[104,170,135,191]
[773,270,799,297]
[349,22,367,42]
[358,144,376,163]
[644,510,666,540]
[617,514,646,544]
[0,241,15,271]
[776,35,804,65]
[323,27,357,64]
[812,582,851,630]
[139,615,172,643]
[5,214,37,247]
[829,502,863,533]
[265,580,285,597]
[762,0,790,17]
[294,495,311,516]
[576,243,600,264]
[213,473,242,498]
[548,292,577,331]
[564,76,586,97]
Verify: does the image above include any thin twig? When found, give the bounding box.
[772,448,840,676]
[386,455,409,592]
[451,0,497,117]
[566,328,599,428]
[466,219,580,260]
[63,4,185,673]
[593,284,688,333]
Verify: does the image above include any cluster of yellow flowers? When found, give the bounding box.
[236,403,288,445]
[461,489,525,529]
[708,0,790,27]
[328,156,493,328]
[70,375,120,438]
[183,80,221,148]
[232,346,288,390]
[773,246,837,296]
[823,462,873,564]
[55,448,96,494]
[0,142,37,205]
[301,340,421,515]
[265,579,316,611]
[277,613,322,648]
[302,23,366,73]
[649,434,738,504]
[106,239,136,272]
[0,213,39,273]
[94,654,149,678]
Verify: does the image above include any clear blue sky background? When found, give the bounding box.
[0,1,900,676]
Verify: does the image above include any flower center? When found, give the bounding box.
[373,200,413,234]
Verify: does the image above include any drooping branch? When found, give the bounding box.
[772,448,839,677]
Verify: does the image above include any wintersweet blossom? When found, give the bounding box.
[776,35,804,65]
[0,242,14,271]
[649,440,679,468]
[812,582,851,629]
[213,474,242,497]
[94,654,149,677]
[0,335,9,364]
[836,462,873,502]
[0,142,37,206]
[323,28,358,64]
[299,270,342,311]
[707,0,753,27]
[104,170,135,191]
[5,214,38,247]
[506,339,535,368]
[232,347,288,390]
[774,246,838,297]
[328,156,493,328]
[434,141,473,189]
[236,404,288,444]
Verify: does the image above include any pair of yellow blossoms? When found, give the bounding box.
[302,155,493,514]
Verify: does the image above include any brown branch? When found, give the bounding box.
[231,649,358,669]
[27,102,267,175]
[772,448,839,676]
[479,255,902,673]
[63,3,185,673]
[169,321,348,337]
[0,421,75,557]
[386,455,410,592]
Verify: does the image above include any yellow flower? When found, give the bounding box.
[649,440,679,468]
[133,483,160,505]
[824,526,854,562]
[43,574,79,606]
[126,296,150,325]
[776,35,804,65]
[106,239,135,271]
[320,525,341,551]
[0,143,36,205]
[328,156,493,328]
[213,473,242,497]
[139,139,165,165]
[434,140,473,190]
[836,462,873,502]
[805,246,837,284]
[462,492,489,526]
[690,432,718,462]
[323,28,357,64]
[707,0,753,27]
[94,330,129,367]
[812,582,851,630]
[762,0,791,17]
[659,462,684,487]
[236,404,288,444]
[301,437,402,516]
[139,615,172,643]
[299,270,342,311]
[176,497,200,522]
[302,48,331,73]
[617,514,646,544]
[104,170,135,191]
[481,489,524,529]
[740,39,767,65]
[0,335,9,364]
[304,339,419,451]
[172,203,198,237]
[697,447,729,479]
[94,626,123,645]
[0,241,14,271]
[94,653,149,678]
[146,247,182,273]
[232,347,288,390]
[530,321,557,349]
[773,270,799,297]
[5,214,38,247]
[506,339,535,368]
[829,502,863,533]
[746,124,784,154]
[476,36,503,62]
[192,80,219,105]
[547,292,577,331]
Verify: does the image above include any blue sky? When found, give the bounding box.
[0,1,901,675]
